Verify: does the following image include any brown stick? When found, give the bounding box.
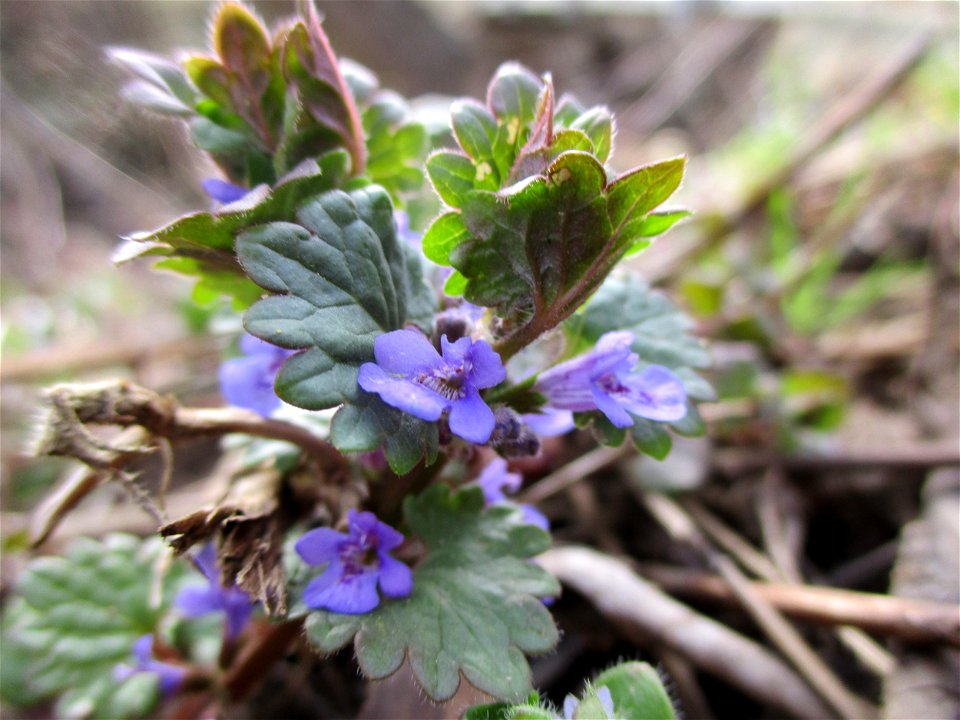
[641,564,960,647]
[538,546,832,719]
[712,442,960,476]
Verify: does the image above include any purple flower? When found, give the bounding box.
[295,510,413,614]
[535,331,687,429]
[219,334,294,417]
[358,330,506,444]
[114,634,186,696]
[176,544,255,640]
[522,407,575,437]
[202,178,249,204]
[476,458,549,531]
[562,686,615,719]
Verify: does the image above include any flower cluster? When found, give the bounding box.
[358,329,505,444]
[176,544,256,639]
[536,331,687,428]
[219,334,294,417]
[296,510,413,614]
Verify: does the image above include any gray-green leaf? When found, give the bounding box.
[302,486,559,702]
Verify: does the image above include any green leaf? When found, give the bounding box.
[669,401,706,437]
[426,151,478,208]
[607,156,686,246]
[487,63,543,125]
[451,100,498,168]
[624,210,692,256]
[570,106,613,163]
[107,47,199,108]
[357,82,431,202]
[1,535,186,719]
[444,269,468,297]
[593,661,677,720]
[330,392,438,475]
[422,211,471,265]
[238,185,416,409]
[303,486,559,702]
[282,8,365,174]
[567,274,712,375]
[454,151,611,315]
[629,418,673,460]
[119,153,348,306]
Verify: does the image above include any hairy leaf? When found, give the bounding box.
[592,661,678,719]
[282,4,365,174]
[1,535,186,719]
[302,486,559,702]
[237,184,436,419]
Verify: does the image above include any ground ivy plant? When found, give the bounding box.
[3,2,703,717]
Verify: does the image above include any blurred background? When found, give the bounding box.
[1,1,958,718]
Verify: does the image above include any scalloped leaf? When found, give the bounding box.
[236,184,437,419]
[117,153,348,306]
[0,535,186,719]
[451,151,611,318]
[302,486,559,702]
[329,392,438,475]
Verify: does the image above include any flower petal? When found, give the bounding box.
[358,364,447,420]
[306,566,380,614]
[193,543,220,583]
[223,595,254,639]
[618,365,688,422]
[176,586,224,616]
[467,339,507,388]
[377,554,413,598]
[597,686,615,718]
[202,178,249,204]
[295,527,346,566]
[591,384,634,428]
[477,458,521,504]
[522,408,575,437]
[219,355,280,417]
[373,330,440,374]
[448,390,496,443]
[132,634,155,663]
[520,503,550,531]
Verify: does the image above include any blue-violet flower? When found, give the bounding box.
[358,329,506,444]
[202,178,249,205]
[114,634,186,696]
[295,510,413,614]
[522,407,576,437]
[219,334,294,417]
[535,331,687,428]
[476,457,549,531]
[176,544,255,639]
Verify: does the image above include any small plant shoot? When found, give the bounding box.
[4,2,711,718]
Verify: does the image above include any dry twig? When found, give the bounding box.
[537,546,832,719]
